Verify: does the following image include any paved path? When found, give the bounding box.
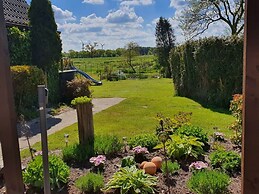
[0,98,125,169]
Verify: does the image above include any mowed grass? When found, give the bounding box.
[21,78,234,158]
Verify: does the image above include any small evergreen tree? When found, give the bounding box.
[28,0,62,72]
[155,17,175,78]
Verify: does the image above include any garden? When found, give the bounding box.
[19,99,241,194]
[1,76,240,194]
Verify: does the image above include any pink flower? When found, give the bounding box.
[132,146,149,154]
[89,155,106,167]
[189,161,208,171]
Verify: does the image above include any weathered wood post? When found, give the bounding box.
[72,96,94,147]
[242,0,259,193]
[0,0,24,193]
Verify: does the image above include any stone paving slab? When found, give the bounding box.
[0,98,125,169]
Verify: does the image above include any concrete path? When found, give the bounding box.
[0,97,125,169]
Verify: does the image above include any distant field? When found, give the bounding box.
[72,55,158,79]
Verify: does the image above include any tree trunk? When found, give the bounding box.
[76,102,94,147]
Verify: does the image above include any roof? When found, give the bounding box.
[3,0,29,28]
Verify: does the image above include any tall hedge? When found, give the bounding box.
[11,65,45,118]
[7,27,31,65]
[170,37,243,108]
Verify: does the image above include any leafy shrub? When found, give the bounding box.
[229,94,243,147]
[95,135,122,156]
[102,166,157,194]
[71,96,92,105]
[156,134,204,160]
[176,125,209,147]
[128,134,159,151]
[11,65,45,118]
[161,161,180,175]
[62,143,94,164]
[66,77,92,101]
[156,112,192,133]
[209,150,241,174]
[75,173,104,193]
[23,156,69,190]
[121,156,136,167]
[187,170,230,194]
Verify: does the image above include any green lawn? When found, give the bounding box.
[21,78,234,158]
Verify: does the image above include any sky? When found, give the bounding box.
[25,0,227,52]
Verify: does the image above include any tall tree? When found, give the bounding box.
[179,0,245,38]
[123,42,139,73]
[155,17,175,78]
[29,0,62,72]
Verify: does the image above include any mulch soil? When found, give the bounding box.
[0,140,241,194]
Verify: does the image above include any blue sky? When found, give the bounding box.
[25,0,227,52]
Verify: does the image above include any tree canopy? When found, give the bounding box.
[123,42,140,73]
[29,0,62,72]
[155,17,175,78]
[179,0,245,38]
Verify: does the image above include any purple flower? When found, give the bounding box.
[89,155,106,167]
[132,146,149,154]
[189,161,208,171]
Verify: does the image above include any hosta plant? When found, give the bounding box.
[121,156,136,168]
[156,134,204,160]
[23,155,69,190]
[102,166,157,194]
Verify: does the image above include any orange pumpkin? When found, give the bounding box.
[143,162,157,175]
[140,161,147,169]
[151,156,162,169]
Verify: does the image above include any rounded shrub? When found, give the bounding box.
[209,150,241,175]
[128,134,159,151]
[66,77,92,101]
[75,172,104,193]
[62,143,94,164]
[11,65,45,118]
[94,135,123,156]
[187,170,230,194]
[23,155,70,190]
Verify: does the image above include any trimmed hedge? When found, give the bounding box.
[170,37,243,108]
[11,65,45,118]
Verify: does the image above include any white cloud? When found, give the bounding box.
[57,6,154,51]
[120,0,154,6]
[83,0,104,5]
[107,6,144,23]
[52,5,76,24]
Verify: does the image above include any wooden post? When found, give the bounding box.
[76,102,94,146]
[242,1,259,193]
[0,0,24,193]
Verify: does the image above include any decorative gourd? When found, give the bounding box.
[140,161,147,169]
[143,162,157,175]
[151,156,162,169]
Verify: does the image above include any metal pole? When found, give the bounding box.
[242,0,259,193]
[38,85,51,194]
[0,0,24,193]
